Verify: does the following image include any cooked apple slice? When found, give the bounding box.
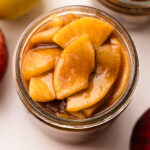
[61,14,80,25]
[29,72,55,102]
[82,86,113,117]
[31,26,60,44]
[82,99,104,117]
[53,17,113,48]
[82,38,130,117]
[22,48,61,80]
[53,35,95,99]
[49,14,80,28]
[50,15,64,27]
[36,15,63,33]
[107,44,130,105]
[66,41,121,112]
[57,112,72,119]
[69,111,86,119]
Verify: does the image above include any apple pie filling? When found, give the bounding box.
[21,14,130,119]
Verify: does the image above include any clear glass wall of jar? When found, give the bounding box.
[98,0,150,29]
[13,6,139,143]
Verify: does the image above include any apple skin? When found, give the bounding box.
[0,0,39,20]
[130,109,150,150]
[0,29,8,80]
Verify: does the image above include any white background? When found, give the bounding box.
[0,0,150,150]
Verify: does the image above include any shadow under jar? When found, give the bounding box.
[13,6,139,143]
[98,0,150,28]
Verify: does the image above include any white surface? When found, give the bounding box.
[0,0,150,150]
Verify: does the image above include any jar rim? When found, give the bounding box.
[13,5,139,131]
[116,0,150,7]
[99,0,150,15]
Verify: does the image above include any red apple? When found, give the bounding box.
[0,29,8,80]
[130,109,150,150]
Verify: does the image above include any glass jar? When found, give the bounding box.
[13,5,139,143]
[98,0,150,28]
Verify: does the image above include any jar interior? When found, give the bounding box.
[15,6,138,129]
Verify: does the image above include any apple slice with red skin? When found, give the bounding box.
[130,109,150,150]
[0,29,8,80]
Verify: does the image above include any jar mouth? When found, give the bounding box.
[13,5,139,131]
[116,0,150,7]
[100,0,150,15]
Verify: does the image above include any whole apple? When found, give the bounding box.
[0,0,40,20]
[130,109,150,150]
[0,29,8,80]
